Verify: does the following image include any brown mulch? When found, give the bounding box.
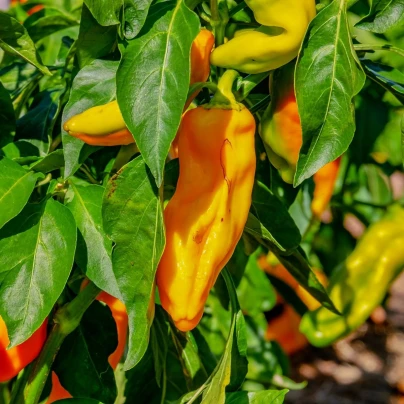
[285,273,404,404]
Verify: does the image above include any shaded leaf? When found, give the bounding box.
[84,0,121,26]
[54,302,117,403]
[102,155,165,369]
[123,0,154,39]
[116,1,199,186]
[0,81,15,147]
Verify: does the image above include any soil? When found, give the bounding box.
[285,273,404,404]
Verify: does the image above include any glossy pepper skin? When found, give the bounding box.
[157,71,256,332]
[311,157,341,218]
[259,253,327,311]
[301,205,404,347]
[210,0,316,74]
[0,317,47,383]
[260,62,301,184]
[64,29,214,147]
[47,288,127,403]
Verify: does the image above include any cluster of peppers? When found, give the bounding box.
[3,0,404,395]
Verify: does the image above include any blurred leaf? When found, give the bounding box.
[275,248,339,315]
[0,81,15,147]
[116,1,199,186]
[76,4,118,69]
[294,0,366,186]
[151,305,169,388]
[0,11,51,75]
[103,156,165,369]
[0,157,42,229]
[53,400,103,403]
[237,248,276,316]
[84,0,121,26]
[361,59,404,103]
[54,301,117,403]
[251,181,301,252]
[62,59,118,177]
[16,85,66,156]
[0,198,76,346]
[356,0,404,33]
[226,389,288,404]
[0,61,37,93]
[65,183,120,298]
[123,0,154,39]
[24,8,79,42]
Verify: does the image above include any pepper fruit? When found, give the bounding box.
[265,299,308,355]
[0,317,47,383]
[157,70,256,332]
[311,157,341,218]
[300,205,404,347]
[210,0,316,74]
[47,288,128,403]
[258,253,327,311]
[64,29,214,147]
[260,61,341,208]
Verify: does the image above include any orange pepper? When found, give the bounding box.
[311,157,341,218]
[0,317,47,383]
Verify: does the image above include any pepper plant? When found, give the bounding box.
[0,0,403,403]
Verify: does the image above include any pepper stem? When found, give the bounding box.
[208,69,240,109]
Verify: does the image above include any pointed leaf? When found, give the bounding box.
[66,183,120,298]
[116,1,199,186]
[0,11,50,75]
[0,157,42,229]
[294,0,366,186]
[102,155,165,369]
[0,198,76,345]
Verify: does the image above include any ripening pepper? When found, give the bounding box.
[47,288,128,403]
[64,29,214,147]
[300,205,404,347]
[258,253,327,311]
[210,0,316,74]
[265,300,308,355]
[311,157,341,218]
[157,70,256,332]
[0,317,47,383]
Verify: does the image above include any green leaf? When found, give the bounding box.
[251,181,301,252]
[237,248,276,316]
[53,400,103,404]
[24,8,79,42]
[76,4,118,69]
[54,301,118,403]
[84,0,122,26]
[116,1,200,186]
[226,389,288,404]
[17,85,66,156]
[0,11,51,75]
[294,0,366,186]
[0,81,15,147]
[65,183,120,298]
[361,59,404,103]
[123,0,154,39]
[30,149,65,173]
[0,157,41,229]
[102,155,165,369]
[62,59,118,178]
[356,0,404,33]
[0,198,76,346]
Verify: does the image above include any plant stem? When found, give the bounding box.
[13,283,101,404]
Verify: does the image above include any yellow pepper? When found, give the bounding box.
[64,29,214,147]
[157,71,256,331]
[210,0,316,74]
